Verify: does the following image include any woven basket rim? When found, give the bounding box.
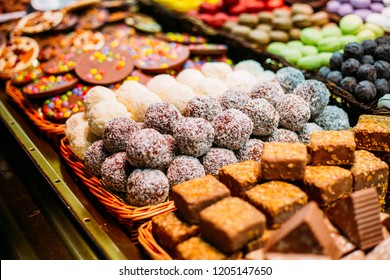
[138,221,173,260]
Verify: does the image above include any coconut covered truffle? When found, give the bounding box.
[163,83,196,113]
[297,122,323,144]
[84,140,109,178]
[166,155,205,187]
[84,86,117,117]
[65,112,88,142]
[224,70,257,95]
[101,152,132,193]
[276,66,305,94]
[264,128,299,143]
[144,102,182,135]
[126,128,176,170]
[116,81,161,122]
[173,117,215,157]
[250,81,285,107]
[242,98,279,136]
[176,68,205,90]
[146,74,177,100]
[201,62,233,80]
[313,105,350,131]
[126,169,169,207]
[195,77,228,99]
[69,122,100,160]
[88,100,130,137]
[234,59,264,78]
[219,89,250,111]
[184,95,222,122]
[213,109,253,150]
[236,138,264,162]
[276,94,311,131]
[258,70,276,82]
[202,147,238,176]
[103,117,139,154]
[293,80,330,118]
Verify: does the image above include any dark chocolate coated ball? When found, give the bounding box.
[343,42,364,61]
[375,36,390,45]
[362,39,377,55]
[354,80,377,102]
[341,58,361,77]
[327,70,343,86]
[361,55,374,65]
[330,52,343,70]
[374,44,390,63]
[374,78,389,98]
[318,66,331,78]
[340,76,357,93]
[373,60,390,80]
[356,64,377,82]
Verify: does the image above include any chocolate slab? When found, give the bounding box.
[326,188,384,250]
[43,51,82,75]
[355,115,390,152]
[76,7,109,30]
[11,65,43,86]
[54,13,78,32]
[15,11,63,34]
[189,44,228,56]
[156,32,207,45]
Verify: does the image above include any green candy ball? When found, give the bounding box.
[300,28,323,45]
[339,14,363,35]
[267,42,288,55]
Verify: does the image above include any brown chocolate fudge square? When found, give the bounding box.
[245,181,308,228]
[199,197,266,254]
[175,236,227,260]
[261,142,308,181]
[304,166,353,207]
[172,175,230,224]
[218,160,261,198]
[350,150,389,209]
[309,130,356,166]
[355,114,390,152]
[151,211,199,254]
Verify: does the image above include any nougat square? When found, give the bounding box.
[199,197,266,254]
[151,211,199,254]
[355,114,390,152]
[245,181,308,228]
[261,142,308,181]
[304,166,353,207]
[175,237,227,260]
[218,160,261,198]
[350,150,389,208]
[309,130,356,166]
[172,175,230,224]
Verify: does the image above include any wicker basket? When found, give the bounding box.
[138,221,172,260]
[4,80,66,144]
[59,137,176,243]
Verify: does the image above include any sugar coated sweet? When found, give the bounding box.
[297,122,324,144]
[276,94,311,131]
[101,152,132,193]
[116,81,162,122]
[201,62,233,80]
[276,67,305,94]
[313,105,350,131]
[293,80,330,118]
[103,117,140,154]
[236,138,264,162]
[84,140,109,178]
[166,155,205,187]
[250,81,285,107]
[195,77,228,99]
[126,169,169,207]
[65,112,87,142]
[83,86,117,117]
[146,74,177,100]
[173,117,215,157]
[213,109,253,150]
[224,70,257,96]
[234,59,264,78]
[242,98,279,137]
[184,96,222,122]
[69,122,100,160]
[202,148,238,176]
[163,83,196,113]
[88,100,130,137]
[144,102,182,135]
[126,128,176,170]
[176,68,205,90]
[219,89,250,111]
[264,128,300,143]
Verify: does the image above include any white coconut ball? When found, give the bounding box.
[68,122,100,161]
[146,74,178,100]
[163,83,196,114]
[201,62,233,80]
[83,86,117,117]
[65,112,87,141]
[176,68,205,90]
[234,59,264,77]
[224,70,257,95]
[88,100,131,137]
[257,70,277,82]
[195,77,229,99]
[116,81,162,122]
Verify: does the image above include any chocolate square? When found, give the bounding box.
[199,197,266,254]
[355,114,390,152]
[304,166,353,207]
[151,211,199,254]
[261,142,308,180]
[172,175,230,224]
[309,130,356,166]
[245,181,308,228]
[218,160,261,198]
[175,237,227,260]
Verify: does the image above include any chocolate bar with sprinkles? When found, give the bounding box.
[354,115,390,152]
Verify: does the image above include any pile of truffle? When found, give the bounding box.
[65,61,350,208]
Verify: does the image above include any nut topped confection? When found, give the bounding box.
[245,181,308,228]
[175,236,228,260]
[354,114,390,152]
[309,130,356,166]
[172,175,231,224]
